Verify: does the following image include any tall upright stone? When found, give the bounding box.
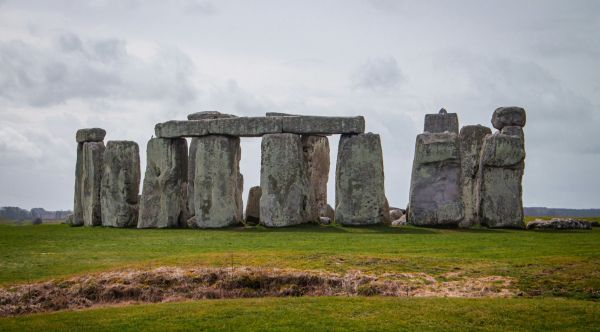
[81,141,105,226]
[260,133,313,227]
[101,141,140,228]
[189,135,242,228]
[459,125,492,228]
[408,132,463,226]
[478,133,526,229]
[73,128,106,227]
[301,135,330,218]
[424,108,459,134]
[335,133,389,225]
[138,138,188,228]
[187,112,237,219]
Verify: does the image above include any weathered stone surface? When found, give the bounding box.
[501,126,524,140]
[155,116,365,138]
[391,214,407,226]
[187,111,237,120]
[189,135,243,228]
[390,208,404,221]
[478,133,525,229]
[459,125,492,228]
[244,186,261,225]
[76,128,106,143]
[319,216,332,225]
[138,138,188,228]
[260,134,313,227]
[81,142,105,226]
[155,117,281,138]
[424,109,459,134]
[187,132,240,220]
[281,116,365,135]
[491,106,526,130]
[323,204,335,220]
[526,218,591,230]
[408,132,463,226]
[187,138,199,218]
[301,135,330,219]
[73,143,84,226]
[101,141,140,228]
[335,133,389,225]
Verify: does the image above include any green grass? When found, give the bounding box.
[1,297,599,331]
[1,223,599,300]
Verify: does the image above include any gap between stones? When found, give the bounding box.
[0,266,516,316]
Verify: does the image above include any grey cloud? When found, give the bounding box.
[0,34,199,107]
[352,57,403,90]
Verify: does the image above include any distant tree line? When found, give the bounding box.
[524,207,600,218]
[0,207,72,220]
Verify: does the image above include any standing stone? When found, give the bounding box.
[138,138,188,228]
[73,128,107,227]
[187,112,236,219]
[73,143,84,226]
[260,133,313,227]
[245,186,262,225]
[477,133,525,228]
[301,135,330,219]
[491,106,526,130]
[424,108,459,134]
[335,133,389,225]
[81,142,105,226]
[101,141,140,228]
[189,135,242,228]
[408,132,463,226]
[459,125,492,228]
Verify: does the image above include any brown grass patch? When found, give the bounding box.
[0,266,517,316]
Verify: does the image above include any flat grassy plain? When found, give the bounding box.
[1,221,599,330]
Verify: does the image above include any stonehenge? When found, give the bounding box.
[72,108,526,230]
[408,107,526,228]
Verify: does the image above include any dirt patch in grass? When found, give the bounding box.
[0,266,517,316]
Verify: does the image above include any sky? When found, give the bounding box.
[0,0,599,211]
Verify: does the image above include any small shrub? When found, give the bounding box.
[32,218,42,225]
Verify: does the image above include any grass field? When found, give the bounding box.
[1,222,599,330]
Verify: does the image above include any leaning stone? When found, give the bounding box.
[408,132,463,226]
[245,186,261,226]
[281,116,365,135]
[323,204,335,220]
[424,109,459,134]
[138,138,188,228]
[459,125,492,228]
[391,214,407,227]
[189,135,243,228]
[526,218,591,230]
[187,111,237,120]
[76,128,106,143]
[335,133,389,225]
[81,141,105,226]
[319,216,332,225]
[478,133,525,228]
[260,133,313,227]
[302,135,330,220]
[101,141,140,228]
[491,106,526,130]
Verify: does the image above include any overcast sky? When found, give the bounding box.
[0,0,599,211]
